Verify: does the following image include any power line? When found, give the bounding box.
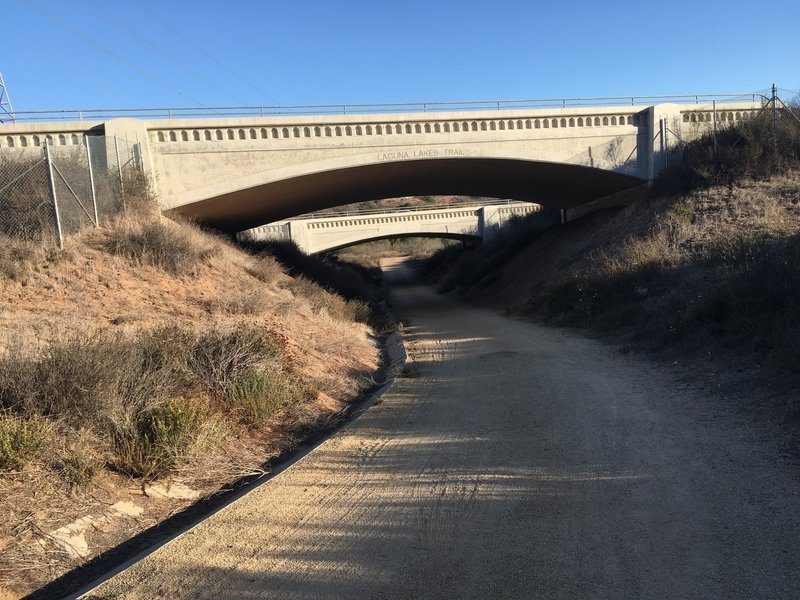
[84,0,247,106]
[131,0,280,105]
[23,0,208,107]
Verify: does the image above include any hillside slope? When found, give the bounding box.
[0,218,380,597]
[425,171,800,392]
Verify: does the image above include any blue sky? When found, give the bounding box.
[2,0,799,111]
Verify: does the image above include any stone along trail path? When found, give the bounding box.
[85,257,799,599]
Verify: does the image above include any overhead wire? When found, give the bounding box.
[23,0,208,107]
[84,0,247,106]
[131,0,281,105]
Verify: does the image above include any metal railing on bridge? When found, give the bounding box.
[291,199,527,221]
[2,93,769,123]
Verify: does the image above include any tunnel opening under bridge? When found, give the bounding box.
[166,157,645,233]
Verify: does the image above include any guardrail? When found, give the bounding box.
[2,93,769,123]
[290,199,529,220]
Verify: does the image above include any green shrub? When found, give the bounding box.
[112,397,216,479]
[226,369,305,426]
[0,414,50,472]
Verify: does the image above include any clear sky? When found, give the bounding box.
[2,0,799,112]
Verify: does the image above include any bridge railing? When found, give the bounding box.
[286,199,529,221]
[3,93,769,123]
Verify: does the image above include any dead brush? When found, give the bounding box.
[202,287,268,315]
[102,217,218,275]
[284,276,370,323]
[245,253,284,284]
[0,236,46,281]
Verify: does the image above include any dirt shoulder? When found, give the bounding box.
[84,258,800,599]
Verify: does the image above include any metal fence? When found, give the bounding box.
[0,135,142,248]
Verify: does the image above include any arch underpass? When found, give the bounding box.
[166,156,644,233]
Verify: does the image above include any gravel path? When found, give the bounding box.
[83,258,800,599]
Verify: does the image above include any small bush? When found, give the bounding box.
[0,414,50,472]
[112,397,215,479]
[103,219,218,275]
[188,327,283,398]
[59,447,102,486]
[245,253,284,283]
[0,236,45,280]
[226,369,307,426]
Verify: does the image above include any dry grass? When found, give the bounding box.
[102,217,219,275]
[523,172,800,370]
[0,210,381,597]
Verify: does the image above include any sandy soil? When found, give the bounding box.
[83,258,800,599]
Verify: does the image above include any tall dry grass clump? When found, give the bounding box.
[102,217,219,275]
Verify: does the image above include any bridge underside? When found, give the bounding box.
[315,232,480,254]
[167,158,644,233]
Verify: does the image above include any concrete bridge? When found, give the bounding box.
[239,201,539,254]
[0,95,765,233]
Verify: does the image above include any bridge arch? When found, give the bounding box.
[167,153,644,233]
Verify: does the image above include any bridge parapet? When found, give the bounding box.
[240,201,539,254]
[0,98,765,231]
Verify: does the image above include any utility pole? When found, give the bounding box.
[0,72,15,123]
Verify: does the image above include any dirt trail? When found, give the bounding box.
[83,257,800,599]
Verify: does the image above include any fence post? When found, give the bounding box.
[712,100,718,155]
[113,136,126,214]
[771,83,778,157]
[84,135,100,227]
[43,140,64,249]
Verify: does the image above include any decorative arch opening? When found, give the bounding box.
[193,130,201,141]
[169,131,177,142]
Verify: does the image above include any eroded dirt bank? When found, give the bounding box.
[85,258,800,599]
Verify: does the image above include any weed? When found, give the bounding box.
[0,413,50,472]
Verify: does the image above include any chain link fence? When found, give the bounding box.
[0,135,144,248]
